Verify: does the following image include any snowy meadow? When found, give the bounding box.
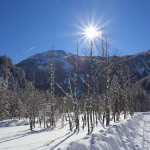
[0,112,149,150]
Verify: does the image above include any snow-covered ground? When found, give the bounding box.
[143,112,150,150]
[0,113,150,150]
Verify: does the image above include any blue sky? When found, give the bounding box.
[0,0,150,64]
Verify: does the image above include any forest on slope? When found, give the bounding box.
[0,46,150,133]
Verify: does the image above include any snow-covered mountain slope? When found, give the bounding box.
[16,50,82,94]
[121,49,150,79]
[28,50,69,65]
[0,56,26,89]
[16,49,150,93]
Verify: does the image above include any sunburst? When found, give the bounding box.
[78,23,103,45]
[83,25,101,41]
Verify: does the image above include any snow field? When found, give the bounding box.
[64,113,144,150]
[142,112,150,150]
[0,113,149,150]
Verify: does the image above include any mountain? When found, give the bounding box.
[121,49,150,79]
[0,55,26,89]
[16,50,75,95]
[16,49,150,94]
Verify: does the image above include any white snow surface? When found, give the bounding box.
[28,50,68,61]
[0,119,29,127]
[0,112,150,150]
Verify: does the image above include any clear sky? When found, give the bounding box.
[0,0,150,64]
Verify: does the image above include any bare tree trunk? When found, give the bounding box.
[90,109,93,127]
[30,119,33,131]
[69,119,72,131]
[102,112,105,125]
[106,107,110,126]
[44,106,46,129]
[92,109,95,126]
[84,114,86,126]
[124,111,127,120]
[87,107,90,134]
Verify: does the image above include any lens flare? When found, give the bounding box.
[75,16,110,50]
[78,23,103,44]
[84,26,101,40]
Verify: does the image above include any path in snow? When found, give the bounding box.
[143,113,150,150]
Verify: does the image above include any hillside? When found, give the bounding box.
[16,49,150,95]
[0,55,26,90]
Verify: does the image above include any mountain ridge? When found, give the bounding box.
[16,49,150,94]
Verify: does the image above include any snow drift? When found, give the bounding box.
[64,113,144,150]
[0,119,29,127]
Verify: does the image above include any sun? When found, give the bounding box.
[76,19,105,45]
[80,25,102,43]
[84,26,100,40]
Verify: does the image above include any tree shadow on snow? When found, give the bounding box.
[0,129,30,137]
[30,132,71,150]
[49,132,75,150]
[0,129,46,144]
